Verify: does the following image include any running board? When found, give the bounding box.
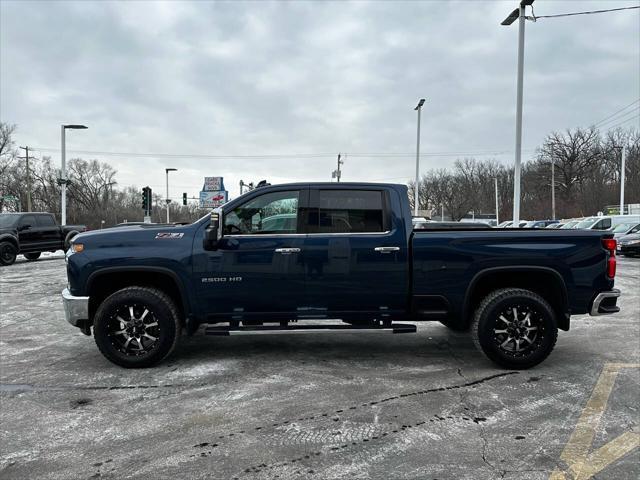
[204,323,417,336]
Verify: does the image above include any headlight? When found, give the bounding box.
[71,243,84,253]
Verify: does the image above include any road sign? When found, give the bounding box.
[203,177,224,191]
[200,190,228,208]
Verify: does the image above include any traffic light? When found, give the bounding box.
[142,186,152,214]
[142,187,148,211]
[183,192,187,206]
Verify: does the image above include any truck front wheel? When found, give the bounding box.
[471,288,558,369]
[93,286,181,368]
[24,252,41,261]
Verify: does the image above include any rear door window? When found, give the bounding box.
[36,215,56,227]
[310,190,385,233]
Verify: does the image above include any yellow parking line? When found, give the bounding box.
[550,362,640,480]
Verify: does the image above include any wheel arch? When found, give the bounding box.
[462,266,570,331]
[86,267,190,327]
[0,234,19,249]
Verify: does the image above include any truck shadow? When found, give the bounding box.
[171,326,488,368]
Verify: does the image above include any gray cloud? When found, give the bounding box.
[1,0,638,198]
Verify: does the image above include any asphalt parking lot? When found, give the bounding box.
[0,253,638,480]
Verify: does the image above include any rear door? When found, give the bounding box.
[196,187,308,322]
[35,214,60,250]
[302,187,408,320]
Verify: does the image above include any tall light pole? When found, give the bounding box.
[494,177,499,225]
[165,168,177,223]
[60,124,88,225]
[551,159,556,220]
[501,0,534,225]
[414,98,426,217]
[618,146,626,215]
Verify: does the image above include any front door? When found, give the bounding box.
[17,214,39,250]
[302,187,409,320]
[195,188,308,323]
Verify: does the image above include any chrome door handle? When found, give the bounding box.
[374,246,400,253]
[275,247,301,254]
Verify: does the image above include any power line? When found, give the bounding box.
[531,5,639,20]
[608,113,640,130]
[597,108,640,129]
[594,99,640,127]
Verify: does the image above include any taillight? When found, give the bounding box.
[602,238,616,279]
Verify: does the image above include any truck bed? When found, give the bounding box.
[410,228,612,327]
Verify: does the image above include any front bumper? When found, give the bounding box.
[62,288,90,327]
[589,289,621,316]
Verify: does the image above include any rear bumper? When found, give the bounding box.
[62,288,89,327]
[589,289,621,316]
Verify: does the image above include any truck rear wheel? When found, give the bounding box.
[93,286,181,368]
[471,288,557,369]
[0,242,17,266]
[24,252,41,261]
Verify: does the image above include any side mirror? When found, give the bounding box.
[18,224,31,231]
[203,212,221,250]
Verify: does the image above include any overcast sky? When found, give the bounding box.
[1,0,638,198]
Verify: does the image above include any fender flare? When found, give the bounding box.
[462,265,569,321]
[86,266,192,321]
[0,233,19,248]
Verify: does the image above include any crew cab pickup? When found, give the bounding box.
[61,183,620,369]
[0,212,85,266]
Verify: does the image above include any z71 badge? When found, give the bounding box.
[155,232,184,239]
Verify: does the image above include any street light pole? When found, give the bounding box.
[551,159,556,220]
[414,98,426,217]
[60,124,87,225]
[494,177,499,225]
[165,168,177,223]
[620,146,626,215]
[61,126,66,225]
[501,0,534,225]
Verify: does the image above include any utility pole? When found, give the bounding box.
[18,146,35,212]
[620,146,626,215]
[501,0,534,225]
[414,98,426,216]
[551,159,556,220]
[494,177,499,225]
[332,154,344,182]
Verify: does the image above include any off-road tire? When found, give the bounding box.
[471,288,558,369]
[24,252,41,261]
[93,286,181,368]
[0,242,18,266]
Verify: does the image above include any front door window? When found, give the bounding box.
[223,190,300,235]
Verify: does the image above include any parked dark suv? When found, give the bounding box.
[0,212,85,266]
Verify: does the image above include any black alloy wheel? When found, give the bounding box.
[471,288,558,369]
[93,287,181,368]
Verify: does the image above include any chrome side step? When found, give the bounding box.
[204,323,417,336]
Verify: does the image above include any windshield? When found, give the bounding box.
[0,214,19,228]
[612,223,634,233]
[561,221,578,229]
[575,217,598,229]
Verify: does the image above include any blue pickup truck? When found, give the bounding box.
[62,183,620,369]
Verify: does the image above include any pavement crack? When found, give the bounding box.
[191,371,519,452]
